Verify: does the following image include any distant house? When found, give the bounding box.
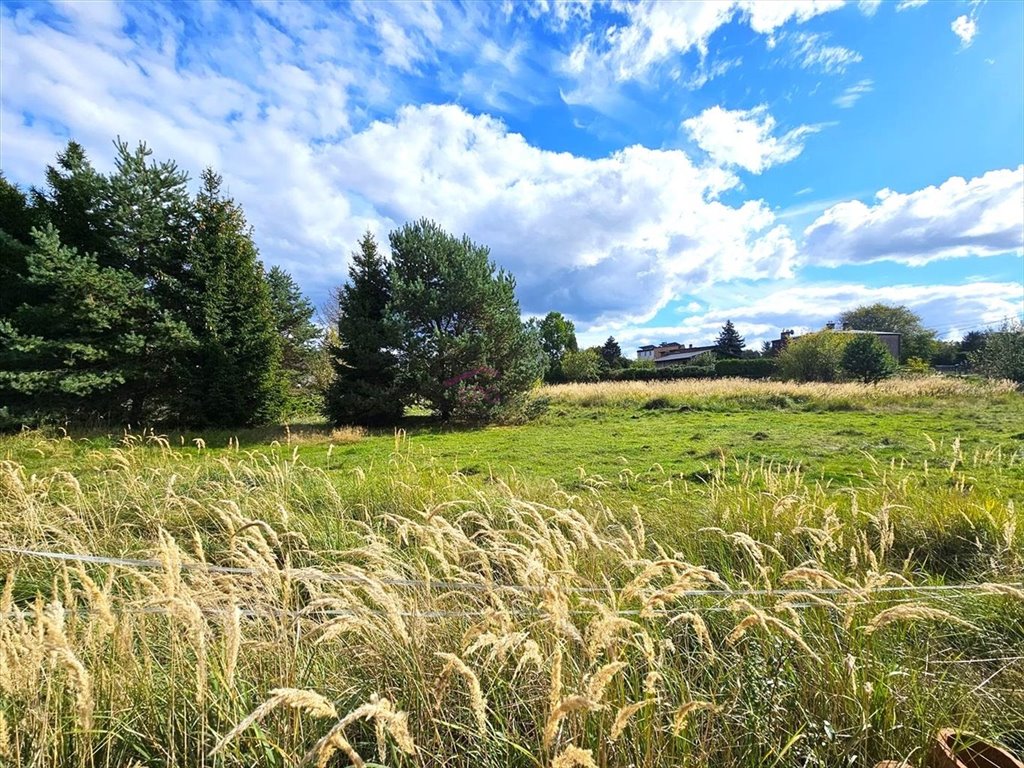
[770,324,902,360]
[637,341,717,369]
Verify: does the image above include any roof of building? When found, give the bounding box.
[656,349,714,362]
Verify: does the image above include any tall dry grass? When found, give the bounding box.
[542,375,1019,409]
[0,430,1021,767]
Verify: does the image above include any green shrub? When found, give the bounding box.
[841,334,897,383]
[609,365,715,381]
[714,358,777,379]
[777,331,851,382]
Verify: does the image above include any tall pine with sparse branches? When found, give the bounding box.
[326,232,403,425]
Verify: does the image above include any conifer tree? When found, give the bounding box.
[388,219,542,420]
[265,265,321,395]
[715,320,745,358]
[189,170,284,426]
[327,232,403,425]
[0,225,147,421]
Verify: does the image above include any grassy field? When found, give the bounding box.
[1,376,1022,767]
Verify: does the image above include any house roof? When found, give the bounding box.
[656,349,713,362]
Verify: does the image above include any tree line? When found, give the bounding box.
[1,141,321,428]
[3,141,1019,430]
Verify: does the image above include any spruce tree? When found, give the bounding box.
[388,219,543,421]
[327,232,403,425]
[0,225,147,421]
[265,266,321,395]
[105,139,197,421]
[600,336,624,368]
[189,170,284,426]
[715,320,745,358]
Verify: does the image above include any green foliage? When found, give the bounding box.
[188,170,284,426]
[561,348,602,382]
[841,333,897,383]
[608,364,715,381]
[265,265,321,397]
[714,319,745,358]
[1,138,318,428]
[714,357,777,379]
[778,331,851,382]
[388,219,543,420]
[600,336,625,368]
[0,225,149,421]
[970,321,1024,382]
[629,357,656,372]
[327,232,404,426]
[839,303,934,363]
[537,311,578,382]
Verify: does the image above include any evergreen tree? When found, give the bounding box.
[388,219,543,420]
[189,170,284,426]
[600,336,624,368]
[0,175,40,322]
[0,225,148,421]
[841,333,896,383]
[105,139,197,421]
[326,232,403,425]
[715,320,745,358]
[31,141,112,264]
[265,266,321,392]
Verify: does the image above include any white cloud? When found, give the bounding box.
[857,0,882,16]
[328,104,797,324]
[951,14,977,47]
[561,0,844,104]
[833,78,873,108]
[895,0,928,10]
[803,167,1024,266]
[683,105,821,173]
[783,31,863,74]
[596,280,1024,349]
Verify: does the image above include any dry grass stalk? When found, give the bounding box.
[672,701,720,734]
[667,612,716,660]
[551,745,599,768]
[436,652,488,734]
[863,604,980,635]
[210,688,338,755]
[979,583,1024,600]
[610,700,651,742]
[726,601,821,662]
[585,660,626,705]
[544,695,597,751]
[304,694,414,768]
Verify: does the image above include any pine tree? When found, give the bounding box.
[715,320,745,358]
[0,225,147,421]
[600,336,624,368]
[189,170,284,426]
[388,219,543,421]
[326,232,403,425]
[104,139,197,421]
[265,266,321,394]
[0,175,40,322]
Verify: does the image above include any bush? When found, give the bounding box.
[714,358,777,379]
[841,334,897,383]
[561,348,602,382]
[970,321,1024,382]
[608,365,715,381]
[777,331,850,382]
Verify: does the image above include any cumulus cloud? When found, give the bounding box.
[328,104,797,324]
[597,280,1024,350]
[803,167,1024,266]
[951,14,978,47]
[683,105,820,173]
[833,79,873,108]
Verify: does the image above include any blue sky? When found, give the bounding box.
[1,0,1022,349]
